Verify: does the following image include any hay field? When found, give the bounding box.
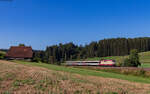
[0,60,150,94]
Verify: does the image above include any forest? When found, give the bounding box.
[33,37,150,64]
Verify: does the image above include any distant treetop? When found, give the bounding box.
[19,44,25,47]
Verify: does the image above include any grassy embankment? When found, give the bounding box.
[13,60,150,84]
[80,51,150,77]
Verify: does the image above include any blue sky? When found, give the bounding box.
[0,0,150,50]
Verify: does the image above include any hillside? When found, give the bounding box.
[32,38,150,65]
[0,50,6,55]
[139,51,150,63]
[85,51,150,67]
[0,60,150,94]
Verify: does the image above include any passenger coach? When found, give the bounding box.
[66,60,116,66]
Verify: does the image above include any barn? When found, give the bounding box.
[6,46,33,60]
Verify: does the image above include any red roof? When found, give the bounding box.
[6,46,33,58]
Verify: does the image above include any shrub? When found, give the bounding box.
[0,53,5,59]
[122,58,132,67]
[32,57,41,63]
[122,49,141,67]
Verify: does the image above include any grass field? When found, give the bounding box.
[1,51,150,93]
[141,63,150,68]
[13,60,150,84]
[0,51,6,55]
[0,60,150,94]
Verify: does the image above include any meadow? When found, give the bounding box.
[13,60,150,84]
[9,51,150,84]
[1,51,150,94]
[85,51,150,68]
[0,51,6,54]
[0,60,150,94]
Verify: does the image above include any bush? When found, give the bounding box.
[0,53,5,59]
[122,49,141,67]
[32,57,41,63]
[122,58,132,67]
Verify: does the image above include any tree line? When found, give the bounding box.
[33,37,150,64]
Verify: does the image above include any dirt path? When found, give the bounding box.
[0,60,150,94]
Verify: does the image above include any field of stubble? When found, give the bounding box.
[0,60,150,94]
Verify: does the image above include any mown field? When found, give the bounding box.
[12,60,150,84]
[0,60,150,94]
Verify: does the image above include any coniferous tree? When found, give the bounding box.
[33,37,150,65]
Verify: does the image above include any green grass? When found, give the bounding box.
[12,60,150,84]
[0,51,6,55]
[86,56,128,63]
[141,63,150,68]
[139,51,150,63]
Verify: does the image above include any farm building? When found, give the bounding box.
[5,46,33,60]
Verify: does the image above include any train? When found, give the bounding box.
[66,60,116,66]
